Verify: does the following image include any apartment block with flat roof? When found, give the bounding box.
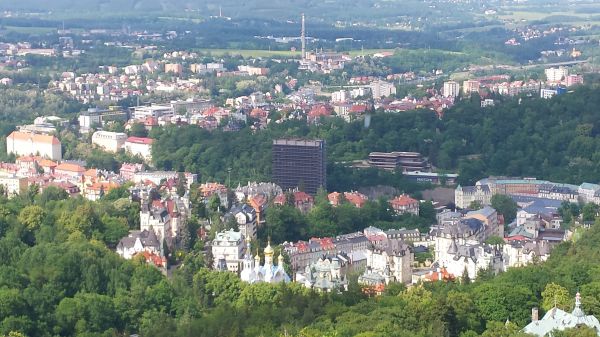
[272,139,326,195]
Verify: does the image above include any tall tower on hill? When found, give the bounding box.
[301,13,306,60]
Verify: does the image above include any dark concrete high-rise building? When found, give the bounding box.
[272,139,326,195]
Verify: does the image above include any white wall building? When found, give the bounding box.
[240,239,290,284]
[443,81,460,98]
[116,229,161,260]
[370,80,397,99]
[578,183,600,203]
[131,105,174,120]
[455,184,492,209]
[92,131,128,152]
[6,131,62,161]
[502,240,550,270]
[0,173,28,197]
[360,240,413,285]
[350,87,370,98]
[331,90,349,103]
[212,230,245,272]
[124,137,153,161]
[545,66,569,82]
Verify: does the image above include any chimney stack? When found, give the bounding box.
[532,307,539,322]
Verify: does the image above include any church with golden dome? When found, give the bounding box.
[240,237,290,284]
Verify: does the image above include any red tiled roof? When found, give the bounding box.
[344,191,368,208]
[273,194,286,205]
[138,251,166,267]
[126,137,154,145]
[248,194,267,209]
[389,194,418,207]
[349,104,368,114]
[294,191,314,203]
[308,105,332,119]
[250,108,267,118]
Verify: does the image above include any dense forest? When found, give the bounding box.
[0,181,600,336]
[150,85,600,188]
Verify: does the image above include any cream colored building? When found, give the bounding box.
[92,131,128,152]
[0,173,28,197]
[6,131,62,160]
[212,230,245,272]
[455,184,492,209]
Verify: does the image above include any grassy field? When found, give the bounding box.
[498,7,600,25]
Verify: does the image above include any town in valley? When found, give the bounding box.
[1,0,600,336]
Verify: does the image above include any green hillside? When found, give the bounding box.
[0,0,449,21]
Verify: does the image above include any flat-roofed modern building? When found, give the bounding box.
[368,152,430,172]
[92,131,128,152]
[272,139,326,195]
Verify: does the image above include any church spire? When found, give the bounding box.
[245,235,252,258]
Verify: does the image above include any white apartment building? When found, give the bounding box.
[545,67,569,82]
[350,87,370,98]
[331,90,349,103]
[443,81,460,98]
[92,131,128,152]
[370,80,396,99]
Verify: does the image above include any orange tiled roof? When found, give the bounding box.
[88,181,120,191]
[328,192,341,205]
[389,194,418,207]
[38,159,57,167]
[250,108,267,118]
[8,131,60,145]
[425,267,455,282]
[273,194,286,205]
[84,169,97,177]
[248,194,267,209]
[344,191,368,208]
[55,163,85,173]
[16,155,37,162]
[294,191,313,203]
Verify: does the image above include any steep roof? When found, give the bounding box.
[389,194,418,207]
[8,131,60,145]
